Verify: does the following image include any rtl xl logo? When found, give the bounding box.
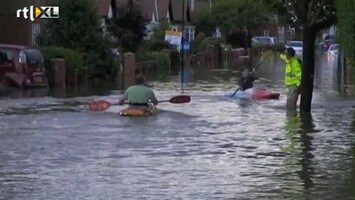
[16,6,59,21]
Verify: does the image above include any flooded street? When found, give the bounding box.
[1,54,355,200]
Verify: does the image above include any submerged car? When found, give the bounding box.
[285,40,303,56]
[327,43,339,56]
[0,44,48,88]
[318,40,336,52]
[251,36,277,47]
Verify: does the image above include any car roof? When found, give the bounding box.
[253,36,275,39]
[287,40,302,43]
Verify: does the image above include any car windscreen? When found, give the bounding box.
[288,42,303,47]
[256,38,272,44]
[329,45,339,50]
[23,49,44,64]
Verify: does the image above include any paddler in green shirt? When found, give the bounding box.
[279,47,302,115]
[118,74,158,111]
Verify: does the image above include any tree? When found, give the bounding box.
[262,0,337,113]
[337,0,355,62]
[192,0,269,47]
[38,0,115,80]
[109,0,147,53]
[192,9,215,36]
[150,20,171,42]
[144,20,172,51]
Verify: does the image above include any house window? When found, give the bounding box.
[263,29,270,36]
[288,26,295,39]
[278,26,285,43]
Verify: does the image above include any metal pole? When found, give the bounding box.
[180,0,185,89]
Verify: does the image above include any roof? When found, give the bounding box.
[170,0,190,22]
[193,0,210,13]
[115,0,155,20]
[157,0,170,20]
[136,0,156,20]
[113,0,191,22]
[90,0,112,17]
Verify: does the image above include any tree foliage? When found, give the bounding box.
[337,0,355,61]
[150,20,171,42]
[143,20,172,52]
[192,0,269,36]
[38,0,115,80]
[192,8,216,36]
[109,0,148,53]
[262,0,337,29]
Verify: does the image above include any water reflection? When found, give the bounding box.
[346,114,355,198]
[283,113,316,197]
[178,65,195,83]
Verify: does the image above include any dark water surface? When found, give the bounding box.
[1,54,355,200]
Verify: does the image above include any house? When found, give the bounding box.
[111,0,195,41]
[168,0,195,42]
[89,0,115,35]
[0,0,196,47]
[0,0,53,46]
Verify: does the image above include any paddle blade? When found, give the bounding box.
[169,95,191,103]
[88,100,112,111]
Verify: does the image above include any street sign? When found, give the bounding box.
[165,30,182,51]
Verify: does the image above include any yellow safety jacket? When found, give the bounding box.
[280,54,302,89]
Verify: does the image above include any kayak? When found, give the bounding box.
[227,87,280,100]
[119,105,158,117]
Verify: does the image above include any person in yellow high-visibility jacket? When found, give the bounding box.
[280,48,302,114]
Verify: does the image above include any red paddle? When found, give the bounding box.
[88,95,191,112]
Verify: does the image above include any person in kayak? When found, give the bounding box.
[280,47,302,114]
[118,74,158,111]
[238,68,258,91]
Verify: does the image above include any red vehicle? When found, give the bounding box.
[0,44,48,88]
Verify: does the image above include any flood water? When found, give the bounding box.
[1,53,355,200]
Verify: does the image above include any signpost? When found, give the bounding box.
[164,0,186,89]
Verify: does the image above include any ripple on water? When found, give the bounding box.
[1,66,355,199]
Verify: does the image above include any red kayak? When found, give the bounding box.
[227,87,280,100]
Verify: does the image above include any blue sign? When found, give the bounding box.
[182,42,190,52]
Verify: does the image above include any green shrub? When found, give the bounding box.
[41,47,84,85]
[192,32,206,54]
[170,50,180,69]
[135,47,154,62]
[197,37,226,53]
[151,51,170,73]
[145,40,171,51]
